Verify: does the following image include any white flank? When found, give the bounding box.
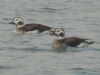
[78,42,89,47]
[17,25,25,28]
[57,36,65,40]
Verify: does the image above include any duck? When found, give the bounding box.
[51,28,94,48]
[9,17,54,34]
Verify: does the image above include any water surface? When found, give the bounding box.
[0,0,100,75]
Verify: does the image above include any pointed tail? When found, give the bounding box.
[85,41,95,44]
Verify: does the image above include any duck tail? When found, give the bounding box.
[85,41,94,44]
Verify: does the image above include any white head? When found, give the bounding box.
[9,17,24,25]
[52,28,65,39]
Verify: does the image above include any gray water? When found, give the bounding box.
[0,0,100,75]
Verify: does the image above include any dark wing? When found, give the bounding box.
[38,24,52,33]
[63,37,87,47]
[24,23,39,32]
[24,23,52,33]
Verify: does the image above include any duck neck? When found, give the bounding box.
[16,24,25,28]
[57,36,65,40]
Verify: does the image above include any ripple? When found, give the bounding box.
[70,68,100,75]
[7,46,53,53]
[38,7,60,13]
[71,68,85,70]
[0,65,17,69]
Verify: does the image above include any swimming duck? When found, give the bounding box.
[52,28,94,48]
[9,17,53,34]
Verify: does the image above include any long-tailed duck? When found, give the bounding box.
[52,28,94,48]
[9,17,54,34]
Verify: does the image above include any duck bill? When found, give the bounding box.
[49,31,56,35]
[9,22,14,24]
[49,30,55,35]
[49,28,55,35]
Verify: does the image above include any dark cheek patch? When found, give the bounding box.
[18,21,24,25]
[59,33,64,37]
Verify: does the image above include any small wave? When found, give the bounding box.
[71,68,85,70]
[0,65,17,69]
[38,7,60,13]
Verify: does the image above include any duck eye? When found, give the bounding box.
[15,19,18,21]
[56,30,59,32]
